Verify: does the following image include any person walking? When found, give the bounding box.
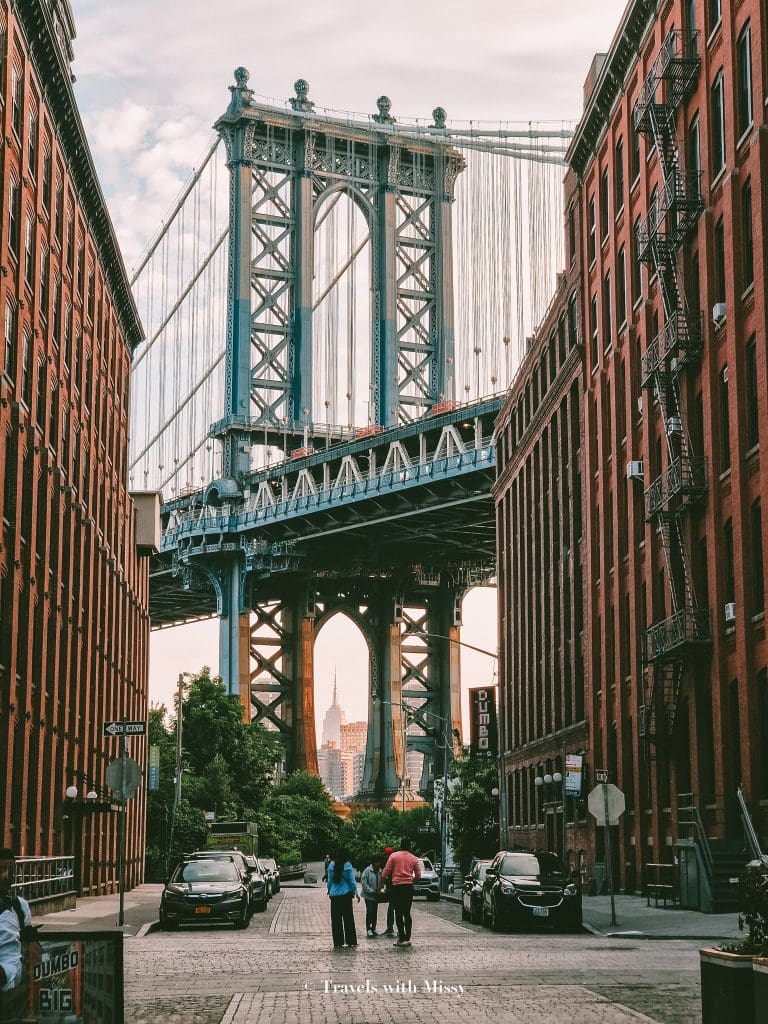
[380,837,421,947]
[381,847,396,935]
[0,849,32,1024]
[326,848,359,948]
[321,854,331,882]
[360,856,382,937]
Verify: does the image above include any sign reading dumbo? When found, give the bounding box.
[469,686,498,758]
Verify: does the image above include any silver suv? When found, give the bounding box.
[413,857,440,901]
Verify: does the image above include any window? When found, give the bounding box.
[52,279,62,346]
[568,206,576,266]
[742,178,754,289]
[737,23,753,138]
[760,672,768,797]
[18,331,30,407]
[8,179,21,258]
[27,109,37,178]
[87,268,95,323]
[724,519,735,604]
[752,500,764,613]
[686,0,698,39]
[11,66,22,138]
[746,336,758,448]
[24,214,34,291]
[602,273,612,350]
[688,114,701,180]
[714,217,726,305]
[590,294,598,369]
[719,366,730,470]
[587,196,596,264]
[39,249,49,321]
[35,361,46,427]
[616,245,627,326]
[66,215,74,275]
[614,138,624,214]
[55,183,64,245]
[568,296,578,350]
[632,217,642,302]
[630,126,640,184]
[3,301,17,381]
[42,148,52,213]
[599,169,609,240]
[708,0,721,34]
[711,71,725,178]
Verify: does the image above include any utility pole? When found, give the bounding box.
[174,672,185,815]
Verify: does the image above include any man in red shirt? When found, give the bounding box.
[380,837,421,946]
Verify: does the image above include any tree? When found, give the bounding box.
[447,754,500,873]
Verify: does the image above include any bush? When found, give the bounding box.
[723,858,768,956]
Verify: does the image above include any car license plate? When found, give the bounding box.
[194,906,211,914]
[532,906,549,918]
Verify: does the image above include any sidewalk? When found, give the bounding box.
[582,893,742,941]
[32,883,163,936]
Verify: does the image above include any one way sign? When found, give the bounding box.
[103,720,146,737]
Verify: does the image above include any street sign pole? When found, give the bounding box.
[602,780,617,927]
[118,717,127,927]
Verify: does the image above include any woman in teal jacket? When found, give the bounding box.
[326,848,360,948]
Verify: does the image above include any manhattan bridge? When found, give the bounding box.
[128,70,573,802]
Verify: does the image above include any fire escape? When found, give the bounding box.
[633,30,711,744]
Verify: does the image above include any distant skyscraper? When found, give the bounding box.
[320,673,346,748]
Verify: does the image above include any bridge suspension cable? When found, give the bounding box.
[129,103,573,498]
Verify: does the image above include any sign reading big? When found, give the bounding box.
[469,686,498,758]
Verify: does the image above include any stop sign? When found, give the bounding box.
[587,783,625,826]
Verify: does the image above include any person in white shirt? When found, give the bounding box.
[360,856,382,937]
[0,848,32,1022]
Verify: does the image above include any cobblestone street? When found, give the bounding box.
[124,886,705,1024]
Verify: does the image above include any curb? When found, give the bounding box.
[136,921,160,937]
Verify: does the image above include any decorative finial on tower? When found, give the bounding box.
[432,106,447,129]
[332,670,339,707]
[373,95,395,124]
[227,67,253,116]
[290,79,315,112]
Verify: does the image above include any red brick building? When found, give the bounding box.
[566,0,768,900]
[0,1,149,892]
[493,170,590,871]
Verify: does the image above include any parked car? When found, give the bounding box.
[159,857,250,930]
[185,849,262,913]
[413,857,440,901]
[260,857,280,893]
[481,850,582,932]
[461,860,492,923]
[241,856,268,911]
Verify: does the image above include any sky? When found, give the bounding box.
[68,0,627,736]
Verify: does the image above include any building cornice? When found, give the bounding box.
[15,1,144,350]
[566,0,656,177]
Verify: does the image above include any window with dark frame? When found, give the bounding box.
[599,169,609,240]
[709,0,722,34]
[568,205,576,266]
[590,294,598,369]
[724,518,735,604]
[3,301,17,381]
[711,70,725,177]
[736,22,752,138]
[27,109,37,179]
[759,671,768,797]
[752,499,764,613]
[746,335,758,448]
[714,217,726,305]
[8,179,21,258]
[616,245,627,327]
[614,138,624,214]
[630,126,640,184]
[688,114,700,180]
[23,214,34,291]
[11,65,22,138]
[632,217,642,302]
[588,196,596,264]
[719,365,730,471]
[602,272,612,350]
[742,178,754,289]
[20,329,31,407]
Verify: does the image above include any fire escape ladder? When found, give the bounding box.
[634,29,709,746]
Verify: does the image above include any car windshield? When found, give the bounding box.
[420,859,433,872]
[498,853,566,877]
[174,861,240,883]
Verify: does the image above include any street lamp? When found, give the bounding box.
[405,629,508,849]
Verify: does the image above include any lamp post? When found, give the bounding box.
[405,629,506,847]
[534,770,567,857]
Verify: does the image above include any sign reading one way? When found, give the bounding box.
[587,783,626,826]
[103,720,146,737]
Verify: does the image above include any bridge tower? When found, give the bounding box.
[205,70,468,800]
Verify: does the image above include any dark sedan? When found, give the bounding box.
[481,850,582,932]
[461,860,492,923]
[160,859,250,930]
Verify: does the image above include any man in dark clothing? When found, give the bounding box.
[381,837,421,947]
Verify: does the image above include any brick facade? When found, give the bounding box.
[497,0,768,895]
[0,1,149,892]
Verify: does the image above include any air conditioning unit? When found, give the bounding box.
[725,602,736,624]
[626,460,644,481]
[712,302,726,326]
[637,396,643,415]
[667,416,683,437]
[670,356,680,373]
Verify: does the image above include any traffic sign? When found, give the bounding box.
[105,755,142,800]
[103,720,146,737]
[587,783,626,826]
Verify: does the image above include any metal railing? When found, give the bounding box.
[737,786,765,862]
[645,862,678,907]
[678,792,714,880]
[644,455,707,520]
[12,856,75,905]
[633,30,701,131]
[641,310,703,385]
[645,608,712,663]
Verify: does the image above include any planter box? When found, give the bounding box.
[753,958,768,1024]
[699,948,754,1024]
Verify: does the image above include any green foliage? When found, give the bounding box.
[345,806,437,868]
[446,754,500,874]
[724,859,768,956]
[144,671,283,880]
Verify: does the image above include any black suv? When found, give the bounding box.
[481,850,581,932]
[160,857,250,930]
[186,849,265,914]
